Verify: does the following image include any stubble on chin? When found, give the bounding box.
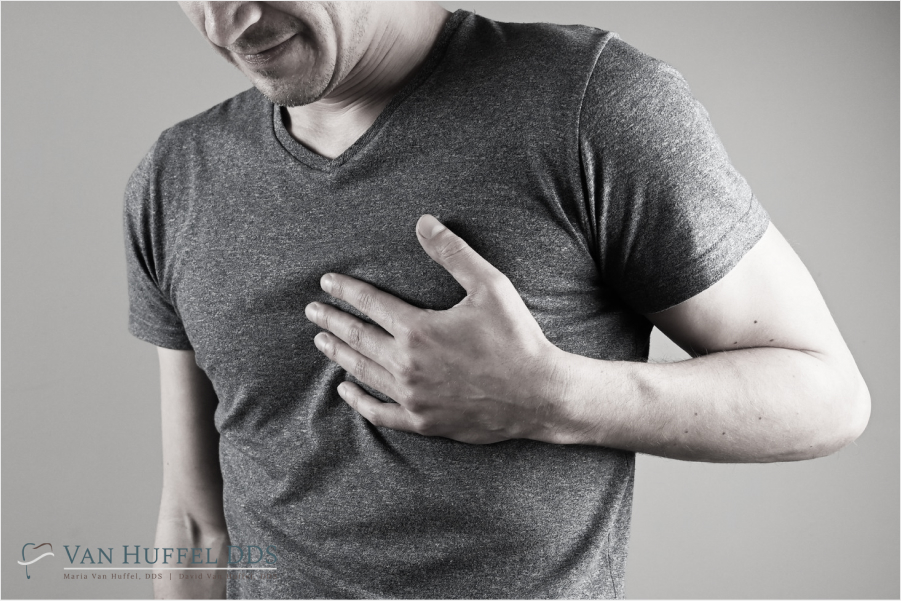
[251,68,333,108]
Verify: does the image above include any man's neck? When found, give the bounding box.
[284,3,451,159]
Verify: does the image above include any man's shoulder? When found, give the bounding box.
[163,87,266,140]
[126,87,268,209]
[153,87,268,160]
[488,18,677,92]
[466,13,613,56]
[452,13,669,104]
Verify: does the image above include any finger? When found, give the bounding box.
[415,214,506,295]
[337,381,417,433]
[319,273,420,337]
[305,301,394,361]
[314,332,399,399]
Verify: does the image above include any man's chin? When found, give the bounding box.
[253,78,329,108]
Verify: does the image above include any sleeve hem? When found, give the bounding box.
[630,197,770,315]
[128,318,193,351]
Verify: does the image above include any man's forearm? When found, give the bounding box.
[539,346,870,462]
[153,502,230,599]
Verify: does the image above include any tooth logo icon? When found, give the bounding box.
[19,543,54,579]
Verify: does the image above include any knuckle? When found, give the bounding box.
[437,237,471,261]
[401,327,420,348]
[401,324,427,349]
[353,290,377,315]
[394,358,420,385]
[352,357,369,381]
[330,279,346,299]
[346,325,364,348]
[395,359,412,378]
[380,312,397,332]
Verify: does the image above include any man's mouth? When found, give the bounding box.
[237,34,297,66]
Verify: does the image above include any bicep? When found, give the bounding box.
[647,224,851,363]
[157,347,225,529]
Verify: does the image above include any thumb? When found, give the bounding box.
[416,214,502,295]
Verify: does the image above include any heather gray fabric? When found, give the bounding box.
[124,10,768,599]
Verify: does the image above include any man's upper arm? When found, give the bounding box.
[647,223,869,413]
[157,347,226,531]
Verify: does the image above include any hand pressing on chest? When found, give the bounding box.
[304,214,567,444]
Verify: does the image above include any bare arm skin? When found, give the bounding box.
[304,215,870,462]
[539,223,871,461]
[154,348,230,599]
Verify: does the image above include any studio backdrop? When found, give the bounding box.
[2,2,898,599]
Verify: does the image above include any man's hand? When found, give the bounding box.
[304,214,562,444]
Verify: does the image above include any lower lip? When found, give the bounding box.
[239,35,296,66]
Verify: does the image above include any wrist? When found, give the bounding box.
[521,344,586,445]
[524,347,639,447]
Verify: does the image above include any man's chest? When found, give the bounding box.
[166,164,618,371]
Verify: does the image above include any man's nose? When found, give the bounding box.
[202,1,263,49]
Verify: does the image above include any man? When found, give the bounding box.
[124,2,870,598]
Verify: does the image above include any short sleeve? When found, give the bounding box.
[123,142,193,350]
[579,37,769,314]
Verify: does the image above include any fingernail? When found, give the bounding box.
[337,383,348,396]
[314,332,328,350]
[304,303,319,321]
[320,274,333,292]
[418,214,446,239]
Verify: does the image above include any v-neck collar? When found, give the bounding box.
[272,9,469,172]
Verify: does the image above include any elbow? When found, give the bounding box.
[842,371,871,445]
[810,367,871,459]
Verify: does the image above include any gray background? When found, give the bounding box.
[1,2,897,599]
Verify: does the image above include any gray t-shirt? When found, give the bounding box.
[124,11,768,599]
